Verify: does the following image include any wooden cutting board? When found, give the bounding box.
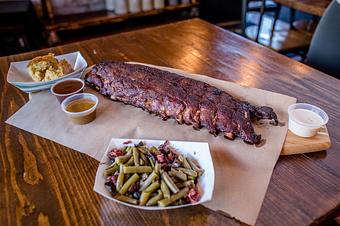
[281,126,331,155]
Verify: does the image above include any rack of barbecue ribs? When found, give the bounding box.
[85,61,278,144]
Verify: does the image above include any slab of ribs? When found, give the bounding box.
[85,61,278,144]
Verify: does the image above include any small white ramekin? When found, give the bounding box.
[51,78,85,103]
[288,103,328,137]
[61,93,99,124]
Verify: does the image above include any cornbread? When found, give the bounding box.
[27,53,73,82]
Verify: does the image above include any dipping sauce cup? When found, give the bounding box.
[288,103,328,137]
[61,93,99,125]
[51,78,85,103]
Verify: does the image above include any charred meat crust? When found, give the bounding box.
[85,61,278,144]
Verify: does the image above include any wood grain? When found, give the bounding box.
[282,126,331,155]
[273,0,331,16]
[1,19,339,226]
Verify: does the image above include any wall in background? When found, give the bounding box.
[48,0,106,15]
[199,0,241,23]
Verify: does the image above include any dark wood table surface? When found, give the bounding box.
[273,0,331,16]
[1,19,339,226]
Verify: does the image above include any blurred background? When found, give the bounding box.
[0,0,336,76]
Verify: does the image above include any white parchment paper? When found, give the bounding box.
[6,63,296,225]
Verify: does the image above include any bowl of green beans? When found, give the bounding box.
[94,138,215,210]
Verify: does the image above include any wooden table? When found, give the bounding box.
[1,19,339,226]
[274,0,331,16]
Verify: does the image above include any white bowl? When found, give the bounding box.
[94,138,215,210]
[7,51,87,93]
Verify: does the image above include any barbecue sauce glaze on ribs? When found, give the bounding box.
[85,61,278,144]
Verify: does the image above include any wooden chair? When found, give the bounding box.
[242,0,277,38]
[243,0,312,54]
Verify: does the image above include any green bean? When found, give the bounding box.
[132,147,139,166]
[172,187,189,201]
[140,152,148,166]
[178,167,197,177]
[170,168,187,181]
[139,172,158,191]
[122,146,130,153]
[148,156,155,168]
[139,191,151,206]
[145,181,160,193]
[178,155,191,169]
[116,164,125,191]
[115,152,132,165]
[139,158,144,165]
[154,162,161,174]
[125,156,134,166]
[161,171,179,194]
[175,183,185,189]
[104,163,119,176]
[126,146,133,154]
[137,146,148,154]
[187,158,204,176]
[171,176,181,183]
[146,190,163,206]
[140,182,160,206]
[106,161,116,169]
[150,146,159,154]
[160,179,170,199]
[124,166,153,174]
[119,173,140,195]
[114,194,138,205]
[175,180,195,188]
[190,158,200,167]
[158,187,189,207]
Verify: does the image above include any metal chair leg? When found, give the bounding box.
[256,0,266,42]
[270,3,281,41]
[290,8,296,29]
[310,15,319,31]
[242,0,249,36]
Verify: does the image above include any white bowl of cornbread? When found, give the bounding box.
[7,51,87,93]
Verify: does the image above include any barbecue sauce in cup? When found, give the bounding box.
[54,80,83,94]
[51,78,85,103]
[66,99,96,124]
[61,93,99,125]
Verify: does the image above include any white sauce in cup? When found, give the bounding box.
[290,109,324,125]
[288,103,328,137]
